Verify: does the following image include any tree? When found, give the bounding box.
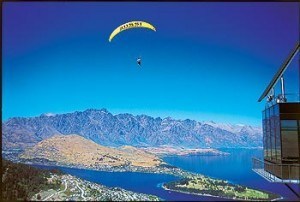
[37,194,41,200]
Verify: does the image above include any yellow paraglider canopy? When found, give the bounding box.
[109,21,156,42]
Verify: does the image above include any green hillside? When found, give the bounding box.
[2,159,62,201]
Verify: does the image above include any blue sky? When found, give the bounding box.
[3,2,300,126]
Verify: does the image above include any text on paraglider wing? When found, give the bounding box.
[120,22,143,31]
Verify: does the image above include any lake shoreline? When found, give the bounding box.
[161,184,283,201]
[26,161,281,201]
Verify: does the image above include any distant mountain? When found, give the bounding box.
[20,134,162,168]
[2,108,262,150]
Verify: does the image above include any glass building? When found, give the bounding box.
[262,103,300,181]
[252,42,300,186]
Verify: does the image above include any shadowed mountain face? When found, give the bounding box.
[2,109,262,150]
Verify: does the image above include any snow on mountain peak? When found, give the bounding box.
[41,113,56,117]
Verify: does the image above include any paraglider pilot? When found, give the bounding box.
[137,57,142,66]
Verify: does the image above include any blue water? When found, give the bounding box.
[35,148,299,201]
[36,165,228,201]
[163,148,300,201]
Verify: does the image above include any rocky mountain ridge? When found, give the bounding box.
[2,108,262,150]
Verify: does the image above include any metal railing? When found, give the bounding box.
[252,158,300,184]
[265,93,300,108]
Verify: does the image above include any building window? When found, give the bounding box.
[263,118,267,159]
[281,120,297,129]
[274,104,279,114]
[275,116,281,161]
[281,120,299,162]
[271,116,276,161]
[266,118,271,160]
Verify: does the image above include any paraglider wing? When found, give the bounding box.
[109,21,156,42]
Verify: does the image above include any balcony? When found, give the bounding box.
[252,158,300,184]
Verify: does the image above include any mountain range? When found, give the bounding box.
[2,108,262,150]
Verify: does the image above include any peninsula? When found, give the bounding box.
[162,175,281,201]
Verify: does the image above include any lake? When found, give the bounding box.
[35,148,299,201]
[164,148,299,201]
